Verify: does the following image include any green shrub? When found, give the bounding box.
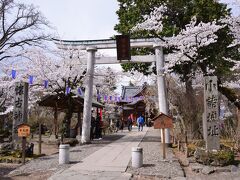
[187,143,197,156]
[10,150,22,158]
[194,148,235,166]
[210,150,234,166]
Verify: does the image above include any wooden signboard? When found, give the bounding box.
[116,35,131,61]
[18,124,30,137]
[152,113,173,159]
[153,113,173,129]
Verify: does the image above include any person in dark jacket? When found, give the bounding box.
[90,114,96,140]
[120,118,124,132]
[127,115,133,131]
[95,114,102,139]
[116,119,120,132]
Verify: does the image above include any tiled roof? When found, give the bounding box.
[121,86,143,99]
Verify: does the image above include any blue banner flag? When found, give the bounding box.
[78,87,83,96]
[11,70,16,79]
[104,95,108,101]
[44,80,48,88]
[97,94,101,101]
[66,87,71,95]
[29,75,34,85]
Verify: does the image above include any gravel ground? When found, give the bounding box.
[3,128,184,180]
[1,133,125,179]
[3,128,240,180]
[132,128,240,180]
[0,163,20,177]
[126,128,185,179]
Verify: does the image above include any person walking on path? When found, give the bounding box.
[115,119,120,132]
[137,114,144,131]
[90,114,96,140]
[127,115,133,131]
[95,114,102,139]
[120,118,124,132]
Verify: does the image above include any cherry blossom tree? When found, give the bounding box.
[131,2,240,140]
[133,4,240,106]
[235,0,240,5]
[0,46,121,139]
[0,47,88,137]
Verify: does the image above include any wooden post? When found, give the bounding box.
[162,128,166,159]
[77,111,81,136]
[54,103,58,139]
[177,140,180,152]
[38,120,42,155]
[153,113,173,159]
[76,110,82,141]
[185,130,188,157]
[22,137,26,164]
[235,107,240,149]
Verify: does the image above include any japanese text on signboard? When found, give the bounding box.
[13,82,28,127]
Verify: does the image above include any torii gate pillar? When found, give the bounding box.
[81,46,97,144]
[154,45,171,144]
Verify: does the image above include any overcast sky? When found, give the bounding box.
[19,0,239,85]
[21,0,239,41]
[12,1,239,92]
[22,0,119,40]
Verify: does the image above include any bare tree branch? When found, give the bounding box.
[0,0,51,61]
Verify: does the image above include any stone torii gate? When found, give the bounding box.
[54,38,170,144]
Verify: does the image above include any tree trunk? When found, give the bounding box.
[38,119,42,155]
[62,97,73,138]
[236,108,240,149]
[185,78,198,139]
[54,103,58,139]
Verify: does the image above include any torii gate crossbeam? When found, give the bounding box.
[54,38,159,50]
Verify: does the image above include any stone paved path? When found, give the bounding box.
[49,127,147,180]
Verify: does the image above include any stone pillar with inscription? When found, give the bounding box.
[203,76,220,151]
[12,82,29,148]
